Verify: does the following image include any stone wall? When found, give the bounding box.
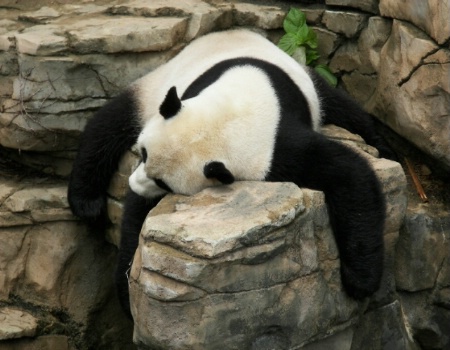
[0,0,449,349]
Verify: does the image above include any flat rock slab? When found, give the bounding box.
[0,307,37,340]
[142,181,305,258]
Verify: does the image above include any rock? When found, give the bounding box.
[313,27,342,60]
[396,207,450,292]
[0,335,76,350]
[380,0,450,45]
[141,182,305,258]
[329,42,362,73]
[0,49,176,151]
[130,156,407,349]
[340,71,377,106]
[351,301,417,349]
[67,17,188,54]
[322,11,368,38]
[0,174,134,349]
[303,8,325,25]
[368,20,450,170]
[130,183,363,350]
[357,16,392,73]
[15,16,188,56]
[0,307,37,340]
[325,0,379,14]
[18,7,61,24]
[232,3,286,30]
[107,0,232,41]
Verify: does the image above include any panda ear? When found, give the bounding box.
[204,161,235,185]
[160,86,181,119]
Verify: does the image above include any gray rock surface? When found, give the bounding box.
[129,129,408,349]
[0,0,448,349]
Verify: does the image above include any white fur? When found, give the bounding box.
[133,29,321,130]
[130,66,280,196]
[129,29,322,198]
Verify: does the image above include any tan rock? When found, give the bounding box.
[368,20,450,170]
[232,3,286,30]
[0,307,37,340]
[326,0,379,14]
[107,0,232,40]
[322,11,368,38]
[380,0,450,44]
[68,17,188,54]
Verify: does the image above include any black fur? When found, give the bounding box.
[182,58,312,128]
[68,89,141,228]
[309,69,396,160]
[116,191,165,318]
[69,56,392,318]
[159,86,182,119]
[204,161,235,184]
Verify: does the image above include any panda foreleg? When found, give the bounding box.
[270,130,385,299]
[116,190,165,318]
[68,90,141,227]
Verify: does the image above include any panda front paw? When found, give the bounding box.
[340,263,382,300]
[68,190,109,229]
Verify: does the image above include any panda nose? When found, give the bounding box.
[154,178,172,193]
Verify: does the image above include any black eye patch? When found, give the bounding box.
[154,178,172,193]
[141,148,148,163]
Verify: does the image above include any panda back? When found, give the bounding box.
[134,30,321,130]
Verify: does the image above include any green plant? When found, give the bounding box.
[278,8,337,87]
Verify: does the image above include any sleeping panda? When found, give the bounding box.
[68,29,392,317]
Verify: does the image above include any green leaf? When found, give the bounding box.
[315,64,338,87]
[292,47,307,65]
[283,8,306,34]
[296,24,309,44]
[278,33,300,55]
[305,49,320,65]
[304,28,318,49]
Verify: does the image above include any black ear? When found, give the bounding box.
[204,161,235,185]
[159,86,181,119]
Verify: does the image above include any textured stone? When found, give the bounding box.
[18,6,61,24]
[16,26,68,56]
[3,186,68,212]
[326,0,379,14]
[313,27,342,59]
[357,16,392,73]
[322,11,368,38]
[130,155,407,349]
[67,17,188,54]
[341,71,377,106]
[351,301,417,349]
[368,20,450,170]
[142,182,305,258]
[0,335,76,350]
[1,50,176,151]
[395,207,450,292]
[232,3,285,30]
[130,182,362,349]
[380,0,450,45]
[0,180,76,227]
[0,307,37,340]
[107,0,232,40]
[329,43,362,73]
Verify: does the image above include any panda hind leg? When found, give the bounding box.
[115,190,165,318]
[310,69,396,161]
[270,131,385,299]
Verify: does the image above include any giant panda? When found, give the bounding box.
[68,29,393,318]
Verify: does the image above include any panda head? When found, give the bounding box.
[129,86,236,198]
